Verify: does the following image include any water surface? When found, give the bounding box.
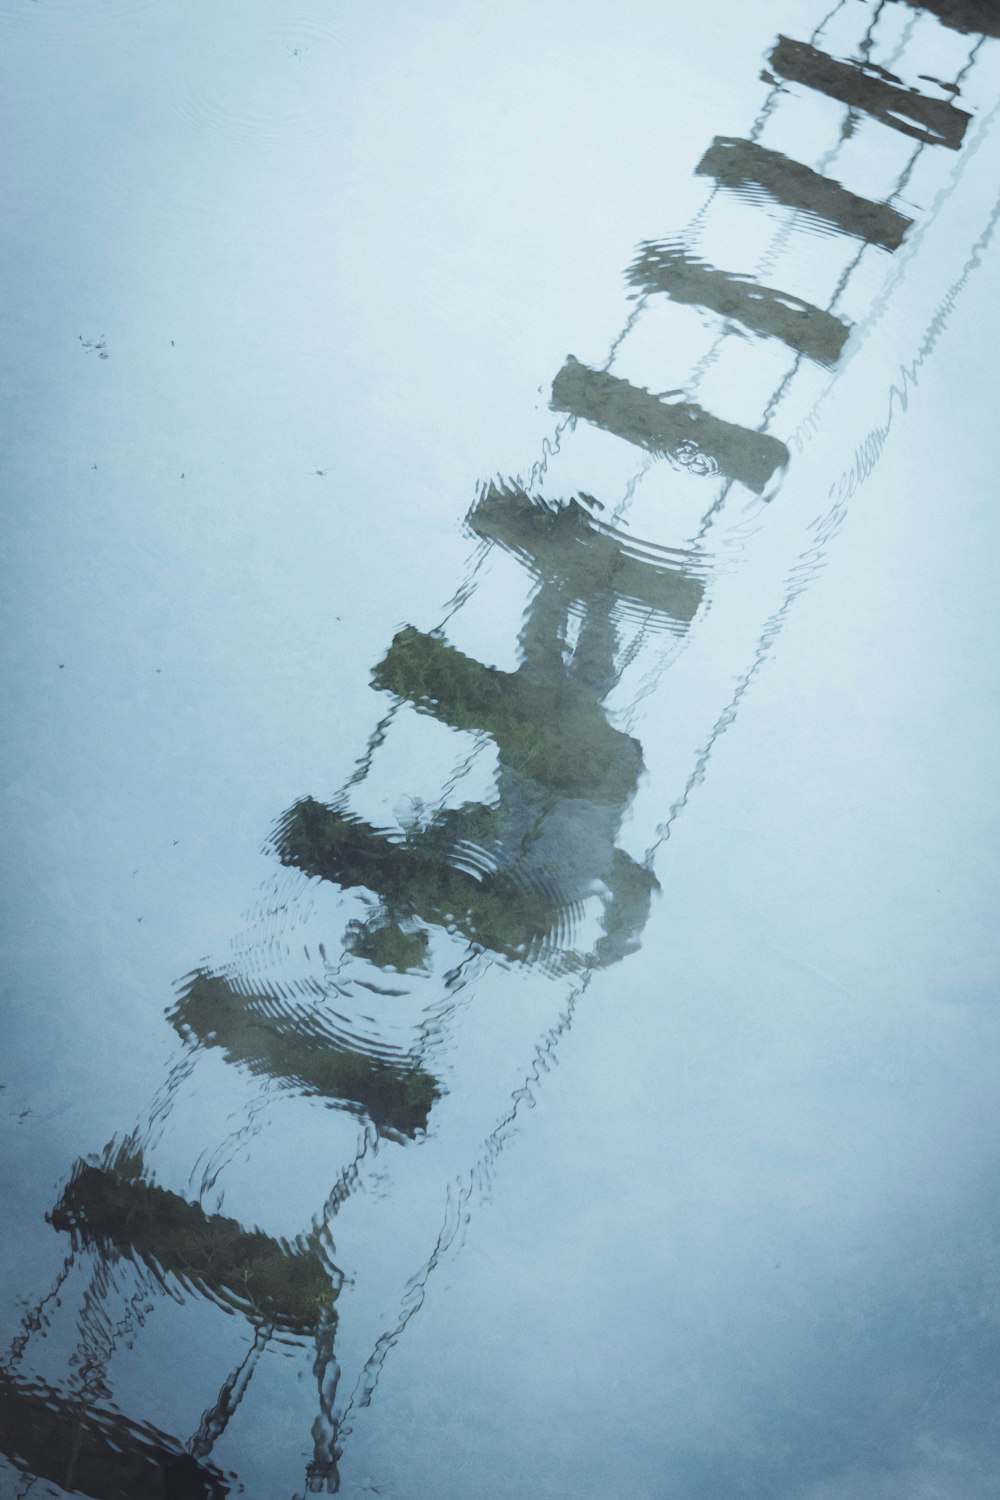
[2,1,1000,1496]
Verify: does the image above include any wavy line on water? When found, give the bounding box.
[281,118,1000,1452]
[188,1322,271,1461]
[643,549,832,868]
[829,180,1000,506]
[646,171,1000,865]
[69,1252,157,1408]
[331,969,592,1451]
[2,1252,76,1372]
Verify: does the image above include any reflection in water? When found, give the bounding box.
[766,35,972,149]
[277,602,658,972]
[901,0,1000,37]
[696,136,914,248]
[626,240,852,364]
[550,355,790,490]
[0,1367,232,1499]
[50,1148,339,1338]
[275,478,706,977]
[467,481,704,629]
[170,972,439,1140]
[830,181,1000,501]
[4,1,998,1494]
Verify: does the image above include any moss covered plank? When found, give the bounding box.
[49,1161,337,1337]
[275,797,657,970]
[768,36,970,149]
[467,482,705,622]
[371,625,643,803]
[276,798,568,963]
[169,972,439,1139]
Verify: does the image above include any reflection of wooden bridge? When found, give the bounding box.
[170,973,440,1141]
[3,2,996,1494]
[0,1366,232,1499]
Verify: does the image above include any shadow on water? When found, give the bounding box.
[4,1,999,1494]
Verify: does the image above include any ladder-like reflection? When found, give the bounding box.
[3,2,995,1494]
[276,496,695,973]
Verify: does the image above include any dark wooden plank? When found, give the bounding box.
[170,972,439,1139]
[0,1368,232,1500]
[768,36,970,149]
[626,242,850,364]
[467,481,706,622]
[550,356,789,493]
[897,0,1000,38]
[696,137,913,250]
[49,1159,338,1337]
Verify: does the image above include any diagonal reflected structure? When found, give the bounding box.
[275,481,706,974]
[0,1367,233,1500]
[5,2,995,1495]
[169,971,440,1141]
[696,136,914,249]
[626,241,852,365]
[766,36,972,148]
[49,1150,340,1340]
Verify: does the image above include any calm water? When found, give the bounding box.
[3,1,1000,1496]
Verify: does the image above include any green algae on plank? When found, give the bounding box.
[342,904,430,972]
[0,1367,232,1500]
[275,794,657,971]
[372,625,643,804]
[170,970,439,1139]
[49,1155,338,1336]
